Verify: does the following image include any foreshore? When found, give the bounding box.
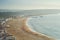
[5,17,55,40]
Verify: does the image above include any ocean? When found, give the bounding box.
[27,13,60,40]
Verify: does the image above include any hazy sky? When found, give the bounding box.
[0,0,60,10]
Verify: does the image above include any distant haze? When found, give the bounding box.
[0,9,60,17]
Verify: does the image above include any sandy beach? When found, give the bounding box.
[5,17,55,40]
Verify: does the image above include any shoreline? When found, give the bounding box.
[5,17,55,40]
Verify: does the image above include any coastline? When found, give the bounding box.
[5,17,55,40]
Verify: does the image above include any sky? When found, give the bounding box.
[0,0,60,10]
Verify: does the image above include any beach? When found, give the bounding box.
[5,16,55,40]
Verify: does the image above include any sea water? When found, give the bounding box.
[27,14,60,40]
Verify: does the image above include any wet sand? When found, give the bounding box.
[5,17,55,40]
